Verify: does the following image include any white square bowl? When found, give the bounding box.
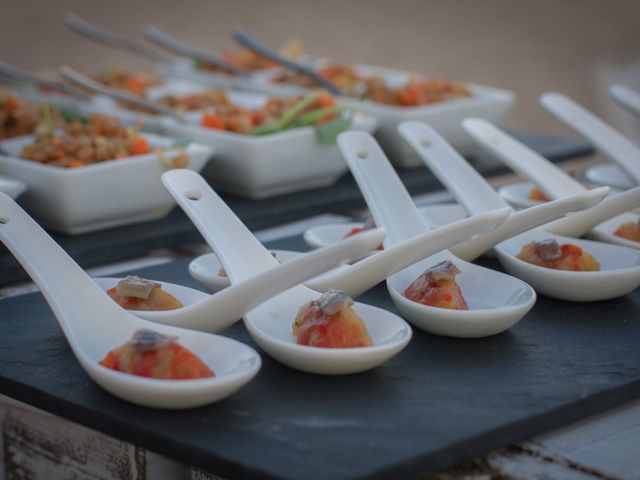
[0,133,213,234]
[251,62,516,168]
[160,91,378,199]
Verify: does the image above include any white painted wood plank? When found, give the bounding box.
[4,407,146,480]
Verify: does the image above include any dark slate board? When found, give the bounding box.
[1,234,639,480]
[0,130,592,286]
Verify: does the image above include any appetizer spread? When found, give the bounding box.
[517,239,600,271]
[404,260,469,310]
[293,289,373,348]
[0,91,62,140]
[614,219,640,242]
[273,64,471,106]
[100,329,214,379]
[107,276,183,311]
[200,92,350,138]
[20,114,156,168]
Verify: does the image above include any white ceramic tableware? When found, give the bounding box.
[0,175,26,200]
[497,181,545,209]
[191,208,508,298]
[0,133,212,234]
[0,193,260,409]
[160,91,377,199]
[609,84,640,118]
[97,228,384,333]
[400,121,609,253]
[189,249,300,292]
[463,118,640,250]
[162,169,412,374]
[541,92,640,186]
[400,121,640,301]
[338,131,536,337]
[252,61,515,166]
[304,207,511,296]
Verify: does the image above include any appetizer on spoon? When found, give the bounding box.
[162,170,412,374]
[101,228,387,333]
[463,118,640,250]
[401,121,640,301]
[337,131,536,337]
[0,193,260,409]
[189,207,513,297]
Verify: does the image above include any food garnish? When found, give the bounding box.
[107,276,183,311]
[404,260,469,310]
[517,239,600,271]
[293,289,373,348]
[100,329,214,379]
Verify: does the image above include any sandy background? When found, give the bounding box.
[1,0,639,137]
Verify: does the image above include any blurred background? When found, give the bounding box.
[1,0,639,138]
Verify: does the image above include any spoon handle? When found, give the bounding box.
[609,84,640,118]
[162,170,280,282]
[0,194,128,339]
[144,26,245,76]
[64,12,172,63]
[399,121,510,215]
[308,207,510,296]
[541,92,640,185]
[232,29,341,95]
[337,131,429,246]
[545,186,640,237]
[59,66,185,123]
[0,61,90,101]
[463,118,585,199]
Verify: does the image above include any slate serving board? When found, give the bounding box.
[0,130,593,286]
[1,234,638,480]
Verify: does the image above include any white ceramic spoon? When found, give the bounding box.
[400,121,640,301]
[337,131,536,337]
[189,209,511,297]
[64,12,172,63]
[399,122,609,260]
[463,118,640,250]
[109,229,386,332]
[0,193,260,409]
[189,249,301,292]
[610,84,640,118]
[541,92,640,186]
[162,170,412,375]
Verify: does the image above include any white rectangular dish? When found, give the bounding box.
[250,62,516,168]
[0,133,213,234]
[160,89,378,199]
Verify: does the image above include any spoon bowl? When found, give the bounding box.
[0,193,260,409]
[497,229,640,301]
[162,169,412,374]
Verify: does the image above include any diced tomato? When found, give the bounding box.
[129,137,150,156]
[314,94,337,108]
[4,97,21,111]
[125,76,146,95]
[201,112,225,130]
